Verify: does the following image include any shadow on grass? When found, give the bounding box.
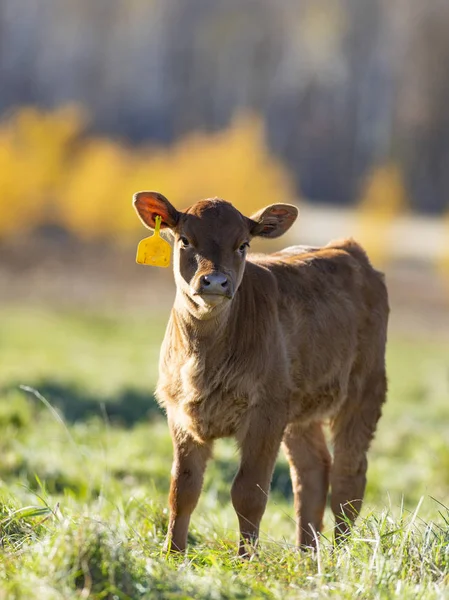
[3,381,163,427]
[213,457,293,500]
[2,381,294,498]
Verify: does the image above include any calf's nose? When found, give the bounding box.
[200,272,230,296]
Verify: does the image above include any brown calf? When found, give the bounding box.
[133,191,389,555]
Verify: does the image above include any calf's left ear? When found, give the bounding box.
[249,203,298,238]
[133,191,180,230]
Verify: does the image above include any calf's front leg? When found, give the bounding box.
[165,423,212,552]
[231,412,285,556]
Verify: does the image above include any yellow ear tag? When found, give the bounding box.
[136,215,171,267]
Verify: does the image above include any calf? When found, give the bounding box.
[133,191,389,555]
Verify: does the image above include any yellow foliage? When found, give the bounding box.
[0,105,85,235]
[356,163,408,266]
[59,138,134,239]
[0,106,295,241]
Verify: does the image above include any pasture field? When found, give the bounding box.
[0,305,449,599]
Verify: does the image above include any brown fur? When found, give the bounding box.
[133,192,389,555]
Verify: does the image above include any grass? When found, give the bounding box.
[0,305,449,598]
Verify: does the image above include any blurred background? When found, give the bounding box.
[1,0,449,533]
[0,0,448,332]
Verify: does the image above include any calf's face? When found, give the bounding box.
[133,192,298,316]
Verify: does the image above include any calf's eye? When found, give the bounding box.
[180,236,190,248]
[238,242,250,253]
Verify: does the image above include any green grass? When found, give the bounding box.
[1,305,449,599]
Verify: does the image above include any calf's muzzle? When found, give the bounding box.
[195,271,233,299]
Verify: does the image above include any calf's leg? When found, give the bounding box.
[165,425,212,552]
[330,372,386,542]
[282,421,331,548]
[232,413,285,556]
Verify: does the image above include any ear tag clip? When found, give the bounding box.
[136,215,171,267]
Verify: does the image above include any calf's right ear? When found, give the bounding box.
[133,191,180,230]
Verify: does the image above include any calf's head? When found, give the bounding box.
[133,192,298,317]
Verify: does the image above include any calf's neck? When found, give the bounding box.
[133,191,389,555]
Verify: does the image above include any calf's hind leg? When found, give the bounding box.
[330,373,386,542]
[282,421,331,548]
